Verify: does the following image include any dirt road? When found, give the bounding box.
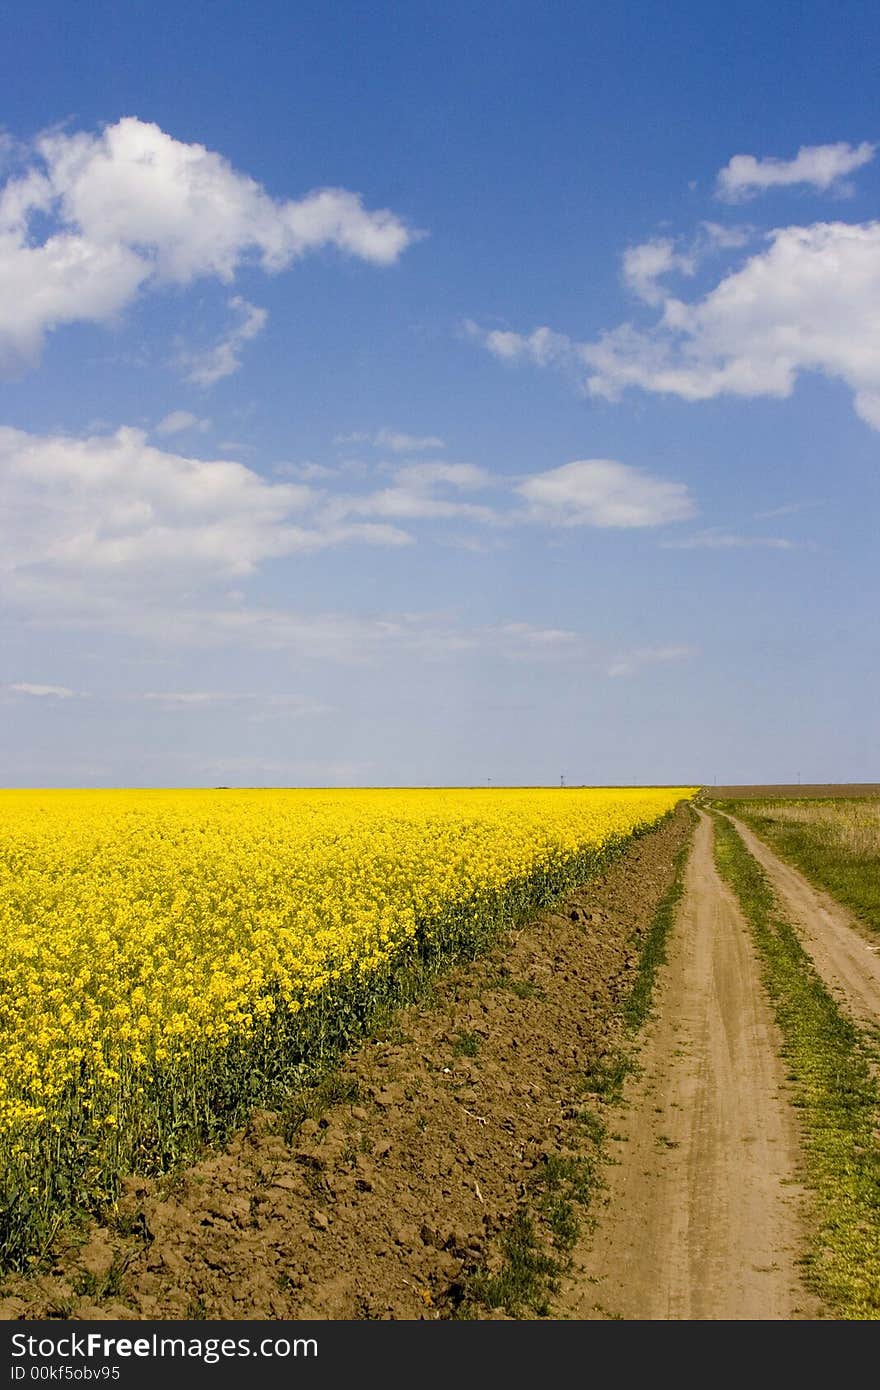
[558,810,818,1320]
[726,812,880,1032]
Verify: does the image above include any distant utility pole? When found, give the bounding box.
[560,774,565,788]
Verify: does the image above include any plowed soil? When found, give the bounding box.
[0,806,692,1322]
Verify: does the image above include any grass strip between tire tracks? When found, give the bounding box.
[458,806,697,1318]
[712,813,880,1320]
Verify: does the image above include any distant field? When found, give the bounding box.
[717,794,880,937]
[710,784,880,800]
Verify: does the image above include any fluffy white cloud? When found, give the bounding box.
[328,460,497,524]
[394,461,490,490]
[716,141,874,201]
[622,238,695,305]
[517,459,695,528]
[588,221,880,421]
[699,221,753,250]
[0,425,412,594]
[154,410,210,436]
[620,223,752,305]
[1,425,691,614]
[476,322,573,369]
[0,117,417,371]
[0,423,693,680]
[477,220,880,429]
[180,297,267,386]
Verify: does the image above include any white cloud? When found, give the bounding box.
[0,424,694,677]
[661,530,798,550]
[517,459,695,528]
[143,691,235,705]
[587,221,880,421]
[622,238,695,305]
[699,221,753,250]
[5,681,81,698]
[477,322,574,369]
[0,117,417,371]
[605,644,692,679]
[754,499,821,520]
[180,296,267,386]
[854,390,880,429]
[394,461,489,490]
[621,224,753,305]
[328,459,497,525]
[333,427,445,453]
[475,220,880,430]
[0,424,412,596]
[154,410,210,436]
[486,621,580,662]
[373,427,444,453]
[716,141,875,202]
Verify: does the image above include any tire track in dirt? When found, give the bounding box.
[557,810,819,1321]
[725,813,880,1033]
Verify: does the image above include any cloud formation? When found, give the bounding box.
[476,219,880,430]
[5,682,81,698]
[0,117,417,372]
[180,296,268,386]
[661,529,798,551]
[605,644,692,678]
[0,423,694,679]
[620,223,752,305]
[333,427,446,453]
[0,424,693,698]
[0,425,411,595]
[622,238,696,305]
[154,410,210,437]
[517,459,695,528]
[716,141,875,202]
[331,461,498,525]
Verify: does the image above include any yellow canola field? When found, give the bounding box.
[0,785,693,1258]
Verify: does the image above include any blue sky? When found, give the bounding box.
[1,0,877,786]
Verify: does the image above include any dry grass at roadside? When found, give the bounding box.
[719,798,880,935]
